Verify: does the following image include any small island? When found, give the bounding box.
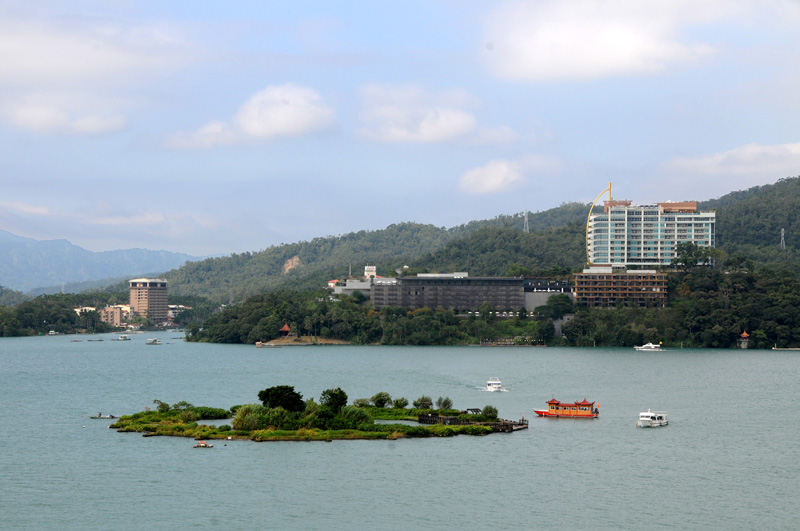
[110,386,527,442]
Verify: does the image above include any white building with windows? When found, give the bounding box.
[587,200,715,266]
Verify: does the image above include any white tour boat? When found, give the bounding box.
[634,342,662,351]
[636,409,668,427]
[145,338,162,345]
[486,377,506,392]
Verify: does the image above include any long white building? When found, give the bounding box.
[587,200,715,266]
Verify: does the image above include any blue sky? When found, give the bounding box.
[1,1,799,256]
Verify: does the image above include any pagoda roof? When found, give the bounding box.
[546,398,561,404]
[575,398,594,406]
[279,323,291,332]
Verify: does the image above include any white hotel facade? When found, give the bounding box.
[587,200,715,266]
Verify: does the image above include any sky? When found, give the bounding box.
[1,1,799,256]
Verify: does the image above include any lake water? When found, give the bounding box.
[1,332,799,530]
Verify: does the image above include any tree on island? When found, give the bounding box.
[482,405,498,419]
[436,396,453,410]
[413,395,433,409]
[370,391,392,408]
[392,397,409,409]
[257,385,306,412]
[320,387,348,413]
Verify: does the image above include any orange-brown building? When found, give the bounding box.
[99,305,130,326]
[129,278,168,324]
[574,267,667,308]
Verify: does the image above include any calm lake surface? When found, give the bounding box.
[2,332,799,530]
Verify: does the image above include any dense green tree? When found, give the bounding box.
[370,391,393,408]
[392,397,409,409]
[257,385,306,412]
[413,395,433,409]
[320,387,348,413]
[436,397,453,410]
[536,293,574,320]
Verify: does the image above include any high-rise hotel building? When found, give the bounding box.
[129,278,168,324]
[587,200,715,266]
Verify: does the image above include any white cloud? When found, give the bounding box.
[359,84,513,144]
[166,121,237,149]
[459,159,524,195]
[0,8,193,135]
[480,0,757,82]
[234,84,335,138]
[0,15,190,87]
[168,84,335,148]
[664,142,800,177]
[3,93,127,135]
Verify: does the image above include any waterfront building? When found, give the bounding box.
[129,278,168,324]
[587,200,715,266]
[573,266,667,307]
[371,273,524,312]
[99,305,131,326]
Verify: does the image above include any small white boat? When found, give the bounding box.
[634,342,662,351]
[145,338,162,345]
[636,409,668,427]
[486,377,506,392]
[193,440,213,448]
[113,335,131,341]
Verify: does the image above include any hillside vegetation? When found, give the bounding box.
[164,203,590,303]
[701,177,800,268]
[154,178,800,303]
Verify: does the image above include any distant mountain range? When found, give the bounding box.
[0,231,198,293]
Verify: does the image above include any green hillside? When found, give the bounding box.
[407,223,586,277]
[155,177,800,304]
[163,203,591,302]
[700,177,800,267]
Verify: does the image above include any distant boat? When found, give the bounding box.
[255,341,281,348]
[193,441,213,448]
[90,413,118,419]
[634,342,662,351]
[636,409,668,428]
[145,338,162,345]
[485,377,506,392]
[112,335,131,341]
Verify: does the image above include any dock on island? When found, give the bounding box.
[418,413,528,433]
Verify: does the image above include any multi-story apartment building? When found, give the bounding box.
[129,278,168,324]
[99,305,130,326]
[573,267,667,307]
[587,200,715,266]
[371,273,524,312]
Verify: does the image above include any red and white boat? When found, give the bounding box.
[534,398,599,418]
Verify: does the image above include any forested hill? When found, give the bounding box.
[700,177,800,265]
[408,223,586,277]
[165,222,456,301]
[162,203,590,302]
[153,176,800,303]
